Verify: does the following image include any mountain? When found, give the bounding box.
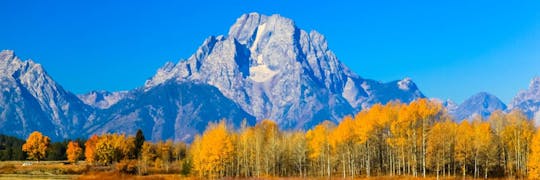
[0,50,93,141]
[452,92,507,121]
[0,13,426,141]
[144,13,425,129]
[510,77,540,120]
[86,81,256,142]
[442,99,458,115]
[78,90,128,109]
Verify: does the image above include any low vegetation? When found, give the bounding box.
[1,98,540,179]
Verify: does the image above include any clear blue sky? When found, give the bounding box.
[1,0,540,103]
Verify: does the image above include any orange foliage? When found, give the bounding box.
[66,141,83,163]
[85,134,99,164]
[22,131,50,161]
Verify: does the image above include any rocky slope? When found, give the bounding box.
[77,90,128,109]
[143,13,425,129]
[0,50,93,140]
[510,77,540,122]
[0,13,427,141]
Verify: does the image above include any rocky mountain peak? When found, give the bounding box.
[0,13,427,141]
[0,50,23,73]
[227,13,296,46]
[398,77,414,90]
[452,92,507,121]
[0,50,92,140]
[0,49,15,60]
[509,77,540,118]
[140,13,425,129]
[77,90,128,109]
[528,76,540,92]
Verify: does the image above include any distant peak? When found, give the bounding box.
[465,92,506,108]
[228,13,267,40]
[0,49,16,62]
[90,90,111,94]
[397,77,415,90]
[0,50,25,71]
[401,77,412,82]
[473,92,496,99]
[243,12,268,21]
[0,49,14,56]
[228,13,295,45]
[529,76,540,90]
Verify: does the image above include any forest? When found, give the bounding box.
[2,98,540,179]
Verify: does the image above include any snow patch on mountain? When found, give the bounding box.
[398,78,413,90]
[249,64,278,82]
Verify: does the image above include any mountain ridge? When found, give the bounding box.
[142,12,425,129]
[0,50,93,141]
[5,12,536,141]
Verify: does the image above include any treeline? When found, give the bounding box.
[83,131,190,174]
[17,130,190,175]
[190,99,540,179]
[0,133,86,161]
[0,134,26,160]
[6,98,540,179]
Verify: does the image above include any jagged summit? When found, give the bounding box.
[530,76,540,90]
[77,90,129,109]
[0,13,426,141]
[0,50,92,140]
[143,13,424,129]
[145,12,353,91]
[510,76,540,119]
[397,77,415,90]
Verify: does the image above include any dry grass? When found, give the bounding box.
[1,161,514,180]
[0,174,76,180]
[77,171,186,180]
[0,161,88,175]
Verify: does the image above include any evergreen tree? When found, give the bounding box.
[135,129,145,159]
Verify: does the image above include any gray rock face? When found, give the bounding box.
[77,90,128,109]
[0,13,426,141]
[144,13,425,129]
[510,77,540,123]
[442,99,458,115]
[86,81,256,142]
[452,92,507,121]
[0,50,93,140]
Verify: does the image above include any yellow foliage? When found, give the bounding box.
[306,121,333,160]
[191,120,234,178]
[456,121,473,167]
[427,120,457,170]
[330,115,355,149]
[528,129,540,179]
[93,133,135,165]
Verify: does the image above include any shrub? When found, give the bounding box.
[115,159,138,175]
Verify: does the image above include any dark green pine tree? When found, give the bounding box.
[134,129,145,159]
